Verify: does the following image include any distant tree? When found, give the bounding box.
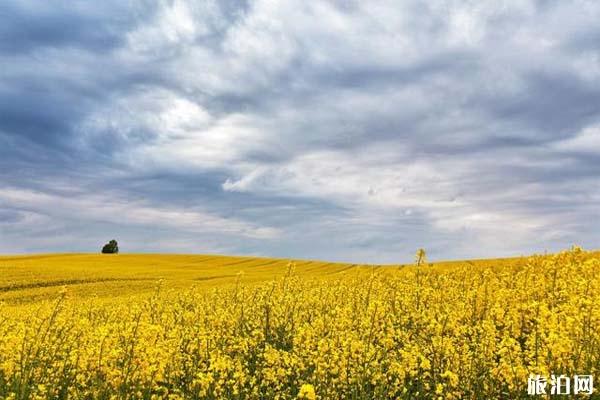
[102,240,119,254]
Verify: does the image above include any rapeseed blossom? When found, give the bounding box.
[297,384,316,399]
[0,248,598,398]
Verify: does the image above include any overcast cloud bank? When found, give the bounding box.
[1,0,599,262]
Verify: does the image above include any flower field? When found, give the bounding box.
[1,248,599,399]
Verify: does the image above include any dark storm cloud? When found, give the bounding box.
[478,71,600,139]
[0,2,128,54]
[1,0,599,261]
[0,82,85,146]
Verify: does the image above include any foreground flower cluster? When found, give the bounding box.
[1,248,599,399]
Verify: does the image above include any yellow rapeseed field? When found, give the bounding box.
[0,247,599,399]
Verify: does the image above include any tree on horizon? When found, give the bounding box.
[102,240,119,254]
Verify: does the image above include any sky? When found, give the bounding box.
[1,0,599,263]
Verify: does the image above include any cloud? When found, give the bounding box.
[552,123,600,154]
[0,1,131,55]
[0,187,279,237]
[0,209,24,224]
[1,0,600,262]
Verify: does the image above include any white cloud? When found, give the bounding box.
[127,0,217,52]
[4,0,600,261]
[553,124,600,154]
[0,187,279,240]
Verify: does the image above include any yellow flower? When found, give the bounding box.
[0,247,597,399]
[441,370,459,387]
[298,383,316,400]
[435,383,444,395]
